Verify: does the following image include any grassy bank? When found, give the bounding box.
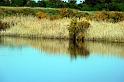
[0,7,91,18]
[1,7,124,42]
[1,15,124,42]
[0,7,60,17]
[1,15,70,39]
[85,21,124,42]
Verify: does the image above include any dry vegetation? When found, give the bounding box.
[1,15,124,42]
[1,7,124,42]
[1,15,70,39]
[68,19,90,41]
[0,20,10,31]
[93,11,124,23]
[85,21,124,42]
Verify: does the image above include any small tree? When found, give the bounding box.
[68,19,90,42]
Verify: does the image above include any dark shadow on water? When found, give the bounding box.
[68,40,90,59]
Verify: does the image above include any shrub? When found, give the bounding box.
[43,9,59,16]
[93,11,124,23]
[20,9,36,15]
[59,8,75,18]
[0,20,10,31]
[95,11,109,21]
[109,12,124,23]
[68,19,90,41]
[75,12,89,19]
[85,15,94,21]
[59,8,89,19]
[49,15,61,21]
[59,8,70,18]
[36,11,48,19]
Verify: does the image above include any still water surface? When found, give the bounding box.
[0,37,124,82]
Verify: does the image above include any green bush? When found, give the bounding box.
[68,19,90,41]
[117,3,124,11]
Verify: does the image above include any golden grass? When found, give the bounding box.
[1,15,124,42]
[1,15,70,39]
[85,21,124,42]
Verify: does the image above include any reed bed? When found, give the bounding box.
[1,15,70,39]
[1,15,124,42]
[85,21,124,42]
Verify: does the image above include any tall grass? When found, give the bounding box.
[1,15,124,42]
[0,20,10,31]
[1,15,70,39]
[85,21,124,42]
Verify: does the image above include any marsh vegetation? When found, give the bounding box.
[0,7,124,42]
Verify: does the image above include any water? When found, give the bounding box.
[0,37,124,82]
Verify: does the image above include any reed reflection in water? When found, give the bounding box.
[68,40,90,59]
[0,37,124,82]
[0,37,124,59]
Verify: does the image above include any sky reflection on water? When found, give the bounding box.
[0,37,124,82]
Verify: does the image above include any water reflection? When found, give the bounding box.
[0,37,124,82]
[0,37,124,59]
[68,40,90,59]
[0,36,3,45]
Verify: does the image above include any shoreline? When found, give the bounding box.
[1,33,124,43]
[0,33,69,40]
[1,8,124,43]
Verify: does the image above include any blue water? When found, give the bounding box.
[0,37,124,82]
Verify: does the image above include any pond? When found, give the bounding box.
[0,37,124,82]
